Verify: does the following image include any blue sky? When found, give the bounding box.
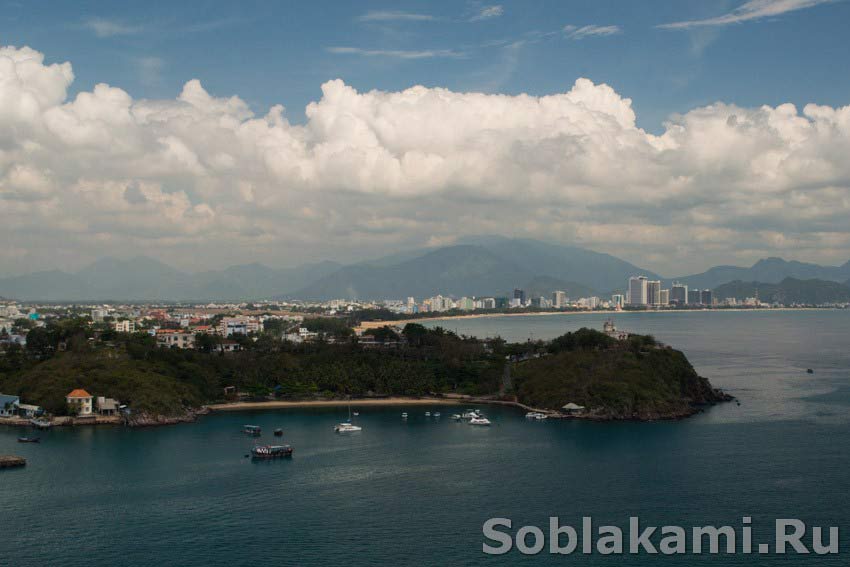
[4,0,849,132]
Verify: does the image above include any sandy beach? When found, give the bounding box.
[356,307,837,331]
[206,397,469,412]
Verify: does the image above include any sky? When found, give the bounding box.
[1,0,850,277]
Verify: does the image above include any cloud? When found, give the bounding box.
[357,11,435,22]
[658,0,838,29]
[326,47,461,59]
[2,45,850,274]
[471,5,504,21]
[563,24,622,39]
[82,17,144,38]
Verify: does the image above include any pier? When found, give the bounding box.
[0,455,27,469]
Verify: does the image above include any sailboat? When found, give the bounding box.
[334,401,362,433]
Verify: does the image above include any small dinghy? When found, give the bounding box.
[18,437,40,443]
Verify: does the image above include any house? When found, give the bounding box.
[66,389,94,416]
[96,396,120,416]
[213,340,241,353]
[561,402,586,415]
[156,331,196,349]
[0,394,20,417]
[16,403,44,418]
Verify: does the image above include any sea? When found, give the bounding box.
[2,309,849,566]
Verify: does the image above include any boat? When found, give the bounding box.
[807,368,814,374]
[461,410,480,420]
[242,425,262,436]
[334,422,362,433]
[450,414,462,420]
[401,412,408,419]
[469,417,491,426]
[433,412,441,417]
[335,402,361,432]
[30,418,52,429]
[17,437,40,443]
[353,411,360,416]
[273,428,283,437]
[425,411,431,417]
[251,444,293,459]
[525,412,548,420]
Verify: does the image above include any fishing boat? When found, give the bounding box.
[273,428,283,437]
[30,418,52,429]
[469,417,491,426]
[251,444,293,459]
[242,425,262,436]
[17,437,40,443]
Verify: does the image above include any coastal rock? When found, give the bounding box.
[127,407,209,427]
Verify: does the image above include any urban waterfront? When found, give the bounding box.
[2,310,850,566]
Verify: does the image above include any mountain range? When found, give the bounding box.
[0,237,847,302]
[714,278,850,305]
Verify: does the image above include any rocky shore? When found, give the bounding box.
[126,407,210,427]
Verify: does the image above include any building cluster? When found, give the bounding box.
[384,288,613,314]
[626,276,714,307]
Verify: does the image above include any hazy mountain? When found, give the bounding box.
[290,238,656,300]
[522,276,595,300]
[674,258,850,289]
[0,257,341,301]
[714,278,850,305]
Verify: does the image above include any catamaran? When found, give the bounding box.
[335,402,362,433]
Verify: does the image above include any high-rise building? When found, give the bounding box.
[688,289,701,305]
[670,282,688,305]
[611,294,625,308]
[628,276,648,306]
[647,280,662,306]
[552,290,567,308]
[660,289,670,306]
[700,289,713,306]
[513,288,526,305]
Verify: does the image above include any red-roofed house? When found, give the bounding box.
[66,389,93,416]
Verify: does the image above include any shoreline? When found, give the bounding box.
[206,397,469,411]
[357,306,843,331]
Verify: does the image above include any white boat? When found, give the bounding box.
[401,412,408,419]
[461,410,480,420]
[335,402,361,432]
[469,417,491,426]
[334,422,362,433]
[450,414,462,420]
[425,411,431,417]
[433,412,441,417]
[525,412,548,420]
[353,411,359,416]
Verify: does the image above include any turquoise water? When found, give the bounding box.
[2,310,850,566]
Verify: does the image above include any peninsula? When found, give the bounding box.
[0,318,730,425]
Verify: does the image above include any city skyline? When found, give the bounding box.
[2,1,850,276]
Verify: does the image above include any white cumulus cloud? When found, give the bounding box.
[1,45,850,274]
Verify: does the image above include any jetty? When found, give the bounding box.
[0,455,26,469]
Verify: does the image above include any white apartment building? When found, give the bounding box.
[628,276,648,306]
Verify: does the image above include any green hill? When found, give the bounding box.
[713,277,850,305]
[512,329,729,420]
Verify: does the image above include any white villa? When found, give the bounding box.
[66,389,94,416]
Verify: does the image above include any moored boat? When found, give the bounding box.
[251,444,293,459]
[242,425,262,436]
[17,437,40,443]
[334,422,362,433]
[469,417,491,426]
[30,418,52,429]
[273,428,283,437]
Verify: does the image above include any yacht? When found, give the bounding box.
[461,410,480,420]
[525,412,548,420]
[469,416,491,426]
[335,402,361,432]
